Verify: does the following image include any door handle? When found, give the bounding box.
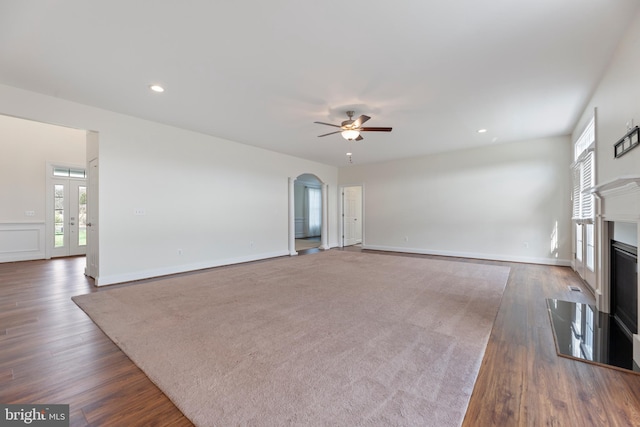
[87,223,92,227]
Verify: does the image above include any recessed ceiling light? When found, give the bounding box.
[346,152,353,156]
[477,129,487,133]
[149,84,165,93]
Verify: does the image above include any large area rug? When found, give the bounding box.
[72,250,510,426]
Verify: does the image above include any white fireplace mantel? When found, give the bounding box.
[592,175,640,366]
[592,175,640,197]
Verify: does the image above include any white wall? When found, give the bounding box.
[0,84,339,285]
[573,6,640,184]
[0,115,86,262]
[613,222,638,247]
[339,136,572,265]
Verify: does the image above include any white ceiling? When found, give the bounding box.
[1,1,638,166]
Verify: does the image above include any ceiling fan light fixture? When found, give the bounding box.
[341,130,360,140]
[315,112,391,141]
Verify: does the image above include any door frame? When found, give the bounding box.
[288,174,329,255]
[45,162,87,259]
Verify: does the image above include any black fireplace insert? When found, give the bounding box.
[611,240,638,339]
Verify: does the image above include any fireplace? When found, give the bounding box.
[611,241,638,338]
[592,176,640,366]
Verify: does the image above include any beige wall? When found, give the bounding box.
[339,136,572,265]
[0,114,86,222]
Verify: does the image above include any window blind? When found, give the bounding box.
[581,151,594,219]
[572,117,595,222]
[572,150,594,222]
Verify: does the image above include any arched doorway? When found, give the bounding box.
[288,174,328,255]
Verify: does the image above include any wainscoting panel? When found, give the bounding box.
[295,217,306,238]
[0,222,46,262]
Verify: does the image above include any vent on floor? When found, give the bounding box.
[568,285,582,292]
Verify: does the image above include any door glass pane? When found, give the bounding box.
[576,224,583,262]
[70,168,86,178]
[586,224,594,271]
[78,186,87,246]
[53,167,69,177]
[54,184,64,248]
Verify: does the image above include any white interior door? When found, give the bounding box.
[51,177,87,257]
[343,186,362,246]
[85,158,99,278]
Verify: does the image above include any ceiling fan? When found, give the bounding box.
[314,111,392,141]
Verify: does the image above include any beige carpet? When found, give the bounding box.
[72,250,509,426]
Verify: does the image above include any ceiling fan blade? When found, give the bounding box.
[355,134,364,141]
[314,121,342,128]
[360,127,392,132]
[317,130,342,137]
[351,115,371,128]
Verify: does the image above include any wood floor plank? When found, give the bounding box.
[2,253,640,426]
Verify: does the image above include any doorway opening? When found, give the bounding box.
[289,174,328,255]
[294,174,321,252]
[0,114,97,279]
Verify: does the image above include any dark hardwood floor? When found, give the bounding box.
[0,257,191,426]
[1,251,639,426]
[461,261,640,427]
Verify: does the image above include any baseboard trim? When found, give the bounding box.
[95,250,290,286]
[361,245,572,267]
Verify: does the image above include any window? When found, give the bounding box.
[307,187,321,237]
[53,166,86,178]
[572,117,595,221]
[572,117,595,273]
[54,184,64,248]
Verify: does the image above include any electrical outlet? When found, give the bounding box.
[134,208,146,215]
[24,210,35,216]
[177,249,183,255]
[250,241,255,248]
[404,236,409,242]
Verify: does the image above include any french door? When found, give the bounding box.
[51,178,87,257]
